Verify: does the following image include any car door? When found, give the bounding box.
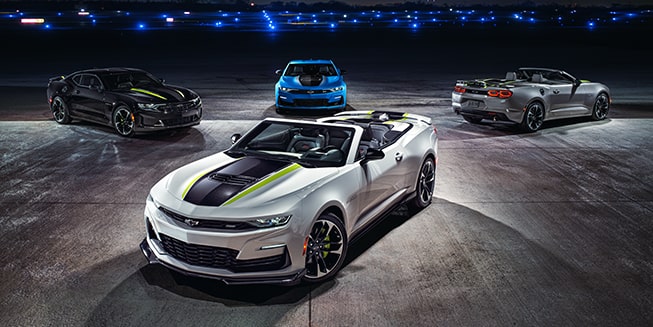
[70,74,110,123]
[352,136,410,231]
[545,72,588,117]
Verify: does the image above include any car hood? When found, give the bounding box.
[158,152,338,210]
[120,84,197,103]
[279,75,343,89]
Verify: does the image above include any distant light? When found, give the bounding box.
[21,18,45,24]
[166,17,174,23]
[184,11,191,15]
[215,21,222,27]
[44,24,51,29]
[330,23,335,28]
[78,11,90,16]
[138,23,145,29]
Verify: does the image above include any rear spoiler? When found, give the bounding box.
[333,110,432,125]
[456,78,517,89]
[48,75,66,83]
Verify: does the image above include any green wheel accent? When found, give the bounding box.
[303,212,347,283]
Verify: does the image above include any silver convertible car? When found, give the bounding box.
[452,67,611,132]
[140,111,438,285]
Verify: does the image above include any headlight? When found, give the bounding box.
[329,86,344,92]
[279,87,297,92]
[137,103,165,112]
[248,215,292,228]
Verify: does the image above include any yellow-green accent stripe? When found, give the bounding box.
[221,163,301,206]
[181,158,244,200]
[130,88,167,100]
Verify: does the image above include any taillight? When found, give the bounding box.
[454,85,466,93]
[487,89,513,98]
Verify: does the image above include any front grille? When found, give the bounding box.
[160,207,256,231]
[294,99,332,107]
[159,234,289,272]
[160,99,202,113]
[289,89,331,94]
[161,115,200,127]
[160,234,238,269]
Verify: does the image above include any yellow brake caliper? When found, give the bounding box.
[322,233,330,258]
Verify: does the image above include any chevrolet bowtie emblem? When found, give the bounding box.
[184,218,200,227]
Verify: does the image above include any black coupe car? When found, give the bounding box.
[47,67,202,137]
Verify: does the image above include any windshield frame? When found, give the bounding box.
[229,120,356,168]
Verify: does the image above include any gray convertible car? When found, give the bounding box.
[452,67,611,132]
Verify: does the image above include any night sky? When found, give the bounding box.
[254,0,652,6]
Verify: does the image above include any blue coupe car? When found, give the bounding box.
[275,59,347,112]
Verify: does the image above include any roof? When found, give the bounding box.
[71,67,148,75]
[287,59,334,65]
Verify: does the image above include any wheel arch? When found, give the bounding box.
[109,100,135,124]
[319,205,345,227]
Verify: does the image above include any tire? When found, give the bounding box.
[462,115,482,124]
[51,96,71,124]
[409,157,436,210]
[520,101,544,132]
[303,212,348,283]
[591,93,609,121]
[113,105,136,137]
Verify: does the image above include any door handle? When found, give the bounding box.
[395,152,403,161]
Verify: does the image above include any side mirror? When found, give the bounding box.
[231,133,241,144]
[275,69,282,76]
[573,79,582,87]
[361,148,384,164]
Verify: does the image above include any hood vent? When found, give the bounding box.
[299,74,323,86]
[209,173,257,186]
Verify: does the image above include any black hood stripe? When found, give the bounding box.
[183,157,292,206]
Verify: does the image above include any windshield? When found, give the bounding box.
[284,64,337,76]
[230,121,354,167]
[102,71,162,91]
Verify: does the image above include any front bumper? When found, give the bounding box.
[141,199,307,285]
[276,90,346,110]
[134,106,202,132]
[452,92,524,124]
[140,238,305,285]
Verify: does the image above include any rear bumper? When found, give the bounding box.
[452,92,524,123]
